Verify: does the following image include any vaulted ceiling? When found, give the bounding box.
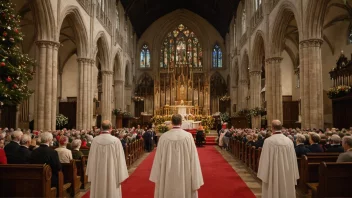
[120,0,240,39]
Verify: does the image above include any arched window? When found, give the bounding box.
[254,0,262,10]
[140,44,150,68]
[116,9,120,31]
[212,44,222,68]
[242,8,246,35]
[160,24,202,68]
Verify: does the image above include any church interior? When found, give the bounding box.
[1,0,352,197]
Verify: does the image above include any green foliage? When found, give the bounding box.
[56,114,68,129]
[112,108,122,116]
[0,1,35,105]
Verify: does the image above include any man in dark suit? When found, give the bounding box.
[142,129,152,152]
[196,127,205,147]
[4,130,23,163]
[295,134,310,157]
[13,134,32,164]
[326,134,344,153]
[30,132,62,188]
[307,132,324,153]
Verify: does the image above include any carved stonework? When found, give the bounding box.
[239,79,248,85]
[265,57,283,64]
[249,70,261,76]
[77,58,95,64]
[101,70,114,75]
[299,39,323,48]
[35,40,60,48]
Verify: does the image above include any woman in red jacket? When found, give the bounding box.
[0,139,7,164]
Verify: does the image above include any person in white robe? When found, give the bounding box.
[150,114,204,198]
[257,120,299,198]
[86,120,129,198]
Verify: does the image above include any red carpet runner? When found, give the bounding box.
[83,146,256,198]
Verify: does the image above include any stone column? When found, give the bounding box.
[238,80,248,110]
[76,58,95,130]
[299,39,324,129]
[250,70,262,129]
[265,57,283,125]
[35,41,59,131]
[101,71,113,122]
[114,79,125,110]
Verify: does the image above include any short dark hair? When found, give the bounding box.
[101,120,112,131]
[171,114,182,126]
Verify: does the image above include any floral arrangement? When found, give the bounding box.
[150,115,165,125]
[220,112,230,122]
[201,116,215,132]
[157,124,169,133]
[249,107,266,117]
[112,108,122,116]
[327,85,351,99]
[56,114,68,129]
[123,111,132,118]
[236,108,250,117]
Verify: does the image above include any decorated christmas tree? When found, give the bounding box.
[0,0,35,106]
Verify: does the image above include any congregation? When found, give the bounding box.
[218,124,352,162]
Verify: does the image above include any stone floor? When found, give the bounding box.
[214,146,262,198]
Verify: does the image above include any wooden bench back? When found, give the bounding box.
[0,164,53,197]
[300,155,339,193]
[61,160,81,197]
[318,162,352,197]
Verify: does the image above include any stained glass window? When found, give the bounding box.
[212,44,222,68]
[160,24,202,68]
[140,44,150,68]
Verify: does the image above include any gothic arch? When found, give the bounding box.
[210,72,226,97]
[29,0,56,40]
[270,1,301,55]
[305,0,330,39]
[251,31,266,71]
[58,6,89,57]
[94,31,110,71]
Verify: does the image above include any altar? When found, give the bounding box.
[171,105,193,119]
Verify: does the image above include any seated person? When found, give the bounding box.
[295,134,310,157]
[13,134,32,164]
[326,134,344,153]
[30,132,62,188]
[337,136,352,162]
[307,132,324,153]
[4,130,23,164]
[71,139,84,160]
[196,126,205,147]
[55,136,73,163]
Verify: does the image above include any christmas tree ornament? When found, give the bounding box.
[0,62,5,67]
[14,28,18,33]
[3,31,7,36]
[6,77,12,82]
[13,84,17,89]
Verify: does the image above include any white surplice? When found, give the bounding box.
[150,128,204,198]
[86,134,129,198]
[257,133,299,198]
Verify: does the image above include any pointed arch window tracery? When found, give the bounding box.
[160,24,203,68]
[140,44,150,68]
[212,44,222,68]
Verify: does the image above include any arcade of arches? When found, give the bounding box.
[2,0,352,130]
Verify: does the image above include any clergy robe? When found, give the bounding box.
[86,134,129,198]
[257,133,299,198]
[150,128,204,198]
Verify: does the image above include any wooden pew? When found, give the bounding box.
[299,155,339,193]
[76,155,89,190]
[250,146,257,172]
[246,145,252,168]
[61,160,81,197]
[0,164,56,198]
[58,171,71,198]
[308,162,352,198]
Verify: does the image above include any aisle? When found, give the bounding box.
[122,146,256,198]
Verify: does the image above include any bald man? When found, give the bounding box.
[257,120,299,198]
[86,120,128,198]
